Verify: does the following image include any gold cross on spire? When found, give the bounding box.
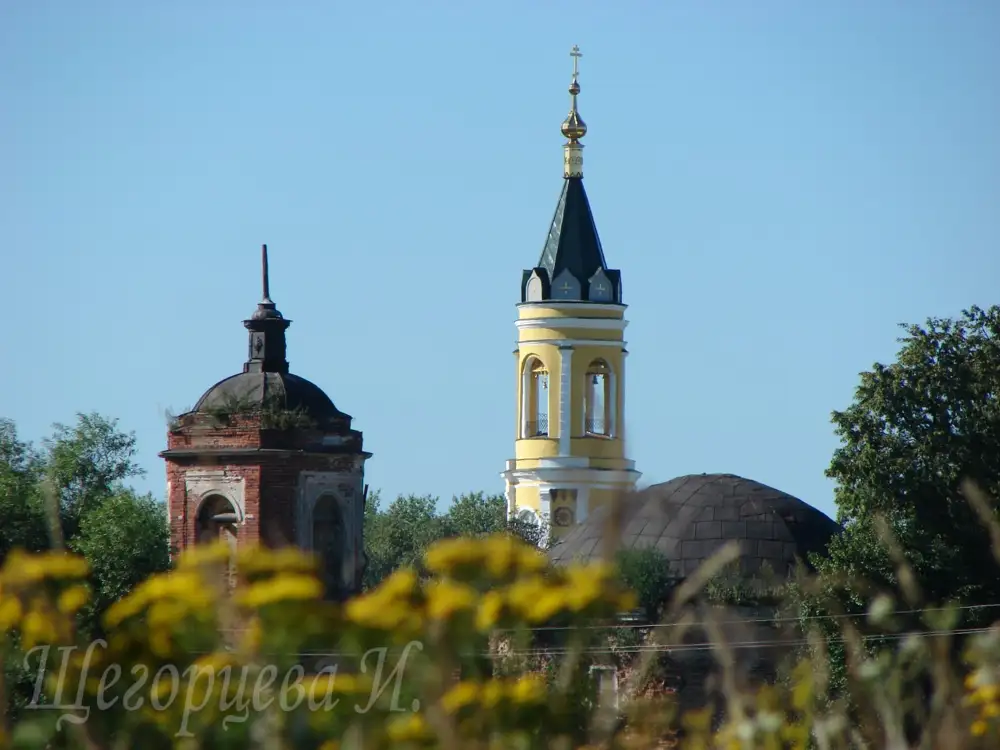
[570,45,582,79]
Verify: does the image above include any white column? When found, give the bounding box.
[559,346,573,455]
[539,487,553,546]
[577,486,590,522]
[619,349,627,443]
[608,369,618,438]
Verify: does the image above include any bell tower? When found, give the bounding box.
[502,46,641,541]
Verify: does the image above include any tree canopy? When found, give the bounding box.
[0,414,171,623]
[362,490,549,589]
[817,304,1000,609]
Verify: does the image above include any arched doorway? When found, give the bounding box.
[312,494,346,600]
[196,494,239,588]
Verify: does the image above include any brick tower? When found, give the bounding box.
[160,245,371,599]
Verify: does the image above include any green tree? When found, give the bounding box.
[2,414,167,718]
[43,412,144,532]
[817,305,1000,609]
[442,491,507,537]
[362,491,552,589]
[615,547,678,623]
[792,306,1000,701]
[69,489,171,631]
[363,493,445,589]
[0,419,49,557]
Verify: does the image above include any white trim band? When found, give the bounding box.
[518,338,627,350]
[515,317,628,332]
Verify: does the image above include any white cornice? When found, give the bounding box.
[501,466,642,487]
[515,317,628,332]
[517,339,627,349]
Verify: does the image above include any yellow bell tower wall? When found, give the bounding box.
[503,302,640,540]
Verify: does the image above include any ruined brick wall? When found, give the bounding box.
[164,413,366,593]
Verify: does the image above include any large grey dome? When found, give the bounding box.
[193,371,350,426]
[548,473,839,577]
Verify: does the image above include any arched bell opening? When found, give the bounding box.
[312,493,347,601]
[196,494,239,588]
[520,356,550,438]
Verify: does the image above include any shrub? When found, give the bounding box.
[1,529,999,748]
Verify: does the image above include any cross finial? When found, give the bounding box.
[261,244,272,303]
[570,45,582,79]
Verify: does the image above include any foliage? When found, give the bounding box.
[363,493,445,589]
[3,527,1000,748]
[193,392,318,431]
[704,563,790,609]
[820,305,1000,608]
[614,546,678,623]
[792,306,1000,700]
[43,412,144,528]
[1,414,172,719]
[0,534,636,748]
[0,420,48,559]
[69,489,172,631]
[363,491,551,590]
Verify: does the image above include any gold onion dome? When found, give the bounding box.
[561,102,587,141]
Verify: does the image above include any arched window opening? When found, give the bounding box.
[585,360,612,437]
[521,357,550,437]
[312,494,346,601]
[196,494,238,588]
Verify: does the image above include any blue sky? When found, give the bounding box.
[3,1,998,519]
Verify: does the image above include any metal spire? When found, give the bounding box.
[261,243,272,303]
[561,45,587,178]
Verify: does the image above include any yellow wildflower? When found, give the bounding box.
[516,546,548,574]
[1,551,89,585]
[346,594,419,632]
[506,577,549,614]
[242,619,263,652]
[971,719,988,737]
[44,553,90,580]
[484,536,521,578]
[21,609,57,648]
[476,591,504,632]
[562,576,601,612]
[425,579,477,620]
[527,589,566,623]
[480,680,504,708]
[0,596,22,630]
[149,629,173,658]
[239,545,317,575]
[103,592,146,628]
[441,681,479,713]
[146,600,190,629]
[386,712,431,742]
[425,538,481,575]
[194,652,237,673]
[175,540,233,569]
[237,574,322,609]
[57,585,90,615]
[380,567,418,599]
[508,675,546,704]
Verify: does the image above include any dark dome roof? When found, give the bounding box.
[193,371,348,424]
[549,473,839,577]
